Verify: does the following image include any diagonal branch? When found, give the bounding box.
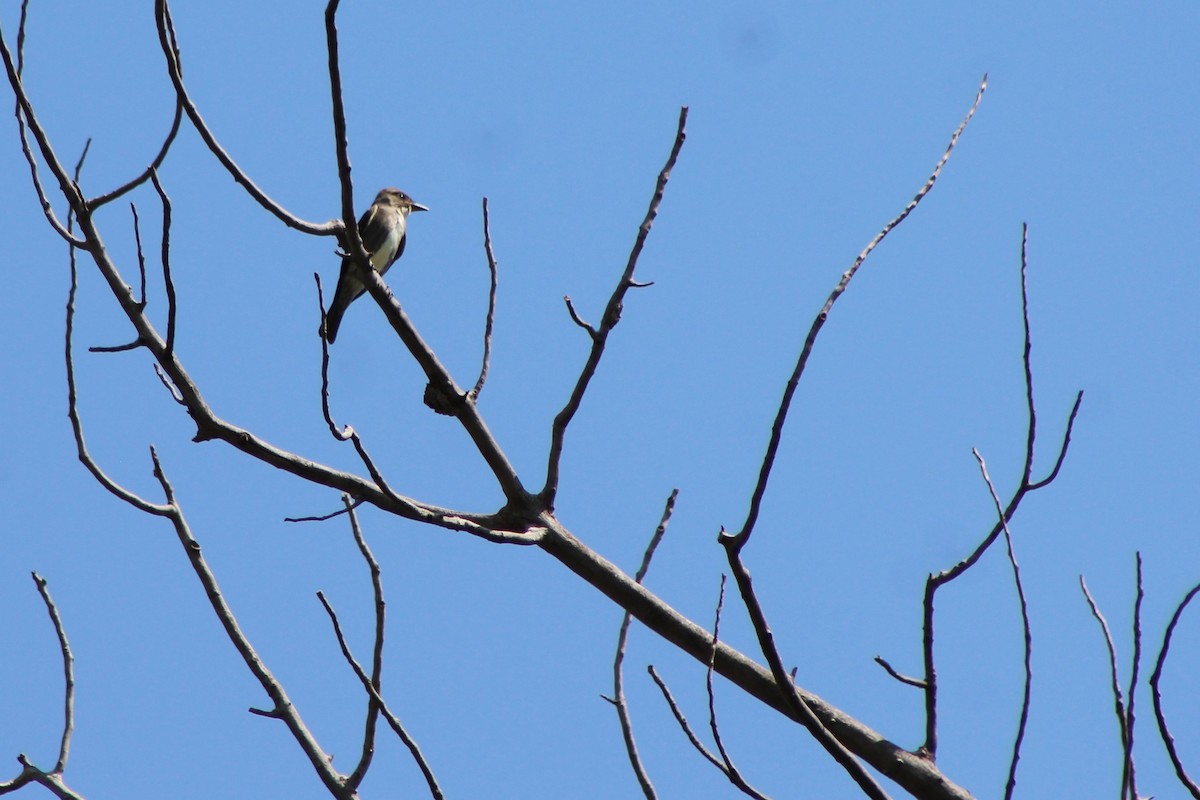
[920,223,1083,757]
[705,576,771,800]
[343,499,388,791]
[154,0,339,237]
[30,573,75,775]
[720,538,891,800]
[973,449,1033,800]
[1080,573,1133,800]
[725,74,988,554]
[317,590,444,800]
[1,11,89,249]
[541,107,688,510]
[605,488,677,799]
[1150,580,1200,799]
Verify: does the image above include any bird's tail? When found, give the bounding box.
[320,303,345,344]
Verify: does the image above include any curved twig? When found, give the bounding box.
[470,197,500,401]
[1080,574,1133,800]
[606,488,677,799]
[724,74,987,555]
[542,107,688,510]
[973,450,1033,800]
[317,590,444,800]
[153,0,339,237]
[1150,580,1200,799]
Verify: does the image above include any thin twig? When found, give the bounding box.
[705,576,770,800]
[648,665,726,772]
[1080,574,1131,800]
[721,545,891,800]
[542,107,688,510]
[130,202,148,308]
[64,151,171,516]
[470,197,500,400]
[317,591,444,800]
[30,573,75,774]
[1150,581,1200,799]
[973,449,1033,800]
[344,498,386,791]
[873,656,926,689]
[607,489,677,799]
[921,224,1083,757]
[724,76,987,555]
[563,295,596,336]
[1125,553,1144,800]
[284,497,365,523]
[1,11,89,248]
[149,170,177,357]
[153,0,338,237]
[146,447,347,796]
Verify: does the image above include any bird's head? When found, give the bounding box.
[376,187,429,215]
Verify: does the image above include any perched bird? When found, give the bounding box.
[321,187,428,343]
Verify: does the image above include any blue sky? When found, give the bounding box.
[2,2,1199,798]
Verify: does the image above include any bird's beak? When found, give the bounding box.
[410,201,430,213]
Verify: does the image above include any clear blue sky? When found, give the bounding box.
[3,2,1199,798]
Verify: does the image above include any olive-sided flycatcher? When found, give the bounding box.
[321,187,428,343]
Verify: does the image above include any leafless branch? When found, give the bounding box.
[705,576,771,800]
[1080,574,1134,800]
[317,591,444,800]
[1,9,89,248]
[129,202,149,308]
[920,224,1083,757]
[648,665,726,772]
[541,106,688,510]
[470,197,500,400]
[89,99,182,210]
[148,170,177,357]
[873,656,926,689]
[284,497,365,524]
[973,449,1033,800]
[720,540,891,800]
[1150,580,1200,798]
[29,573,75,774]
[563,295,597,336]
[153,0,339,237]
[607,489,677,799]
[343,499,387,791]
[65,174,173,517]
[1125,553,1144,800]
[145,447,347,797]
[723,75,987,554]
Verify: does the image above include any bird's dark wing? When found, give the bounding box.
[358,204,399,262]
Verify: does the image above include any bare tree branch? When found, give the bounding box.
[720,540,891,800]
[724,75,988,554]
[343,499,388,791]
[153,0,339,237]
[1080,574,1133,800]
[146,447,348,797]
[129,201,149,309]
[648,665,727,773]
[1150,580,1200,799]
[874,656,926,689]
[149,170,177,357]
[921,224,1083,758]
[541,107,688,510]
[317,590,444,800]
[972,449,1033,800]
[605,488,678,799]
[1126,554,1144,800]
[30,573,75,775]
[470,197,500,400]
[706,576,771,800]
[1,11,89,248]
